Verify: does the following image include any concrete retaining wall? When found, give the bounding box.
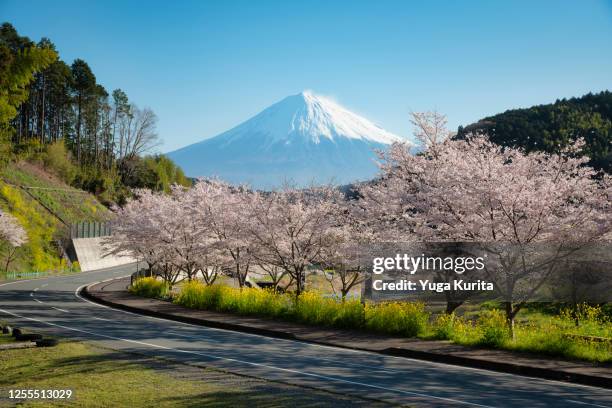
[72,237,136,272]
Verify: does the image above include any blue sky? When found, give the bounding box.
[2,0,611,152]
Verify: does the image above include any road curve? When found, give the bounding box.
[1,264,611,408]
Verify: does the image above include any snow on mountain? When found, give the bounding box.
[168,91,411,189]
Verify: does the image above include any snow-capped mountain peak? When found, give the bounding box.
[224,90,405,146]
[168,91,410,189]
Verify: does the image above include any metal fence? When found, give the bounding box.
[71,221,112,238]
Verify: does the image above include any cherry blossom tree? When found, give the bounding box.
[108,187,217,286]
[257,263,290,292]
[410,110,454,154]
[361,113,611,333]
[318,205,372,300]
[0,209,28,273]
[166,185,225,283]
[106,189,182,285]
[110,183,239,287]
[186,179,256,288]
[247,185,345,297]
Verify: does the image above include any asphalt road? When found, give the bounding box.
[1,264,611,408]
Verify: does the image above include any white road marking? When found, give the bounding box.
[0,307,495,408]
[51,307,69,313]
[167,331,198,339]
[566,400,612,408]
[93,317,111,321]
[34,298,42,304]
[164,329,407,375]
[33,287,39,292]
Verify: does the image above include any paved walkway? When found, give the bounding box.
[87,277,612,388]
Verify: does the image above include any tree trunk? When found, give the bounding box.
[505,302,515,339]
[40,74,46,145]
[76,93,82,163]
[236,264,244,288]
[4,247,16,273]
[110,108,118,169]
[445,300,463,314]
[341,288,349,301]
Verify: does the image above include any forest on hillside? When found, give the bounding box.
[0,22,190,204]
[457,91,612,173]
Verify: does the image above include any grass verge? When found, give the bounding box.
[427,308,612,363]
[171,280,429,337]
[134,278,612,364]
[0,335,381,407]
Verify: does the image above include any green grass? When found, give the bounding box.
[0,341,218,407]
[0,267,82,282]
[426,306,612,363]
[2,162,108,225]
[0,336,380,407]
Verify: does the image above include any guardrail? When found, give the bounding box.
[71,221,111,239]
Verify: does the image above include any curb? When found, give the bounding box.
[381,347,611,389]
[82,282,612,390]
[81,285,297,341]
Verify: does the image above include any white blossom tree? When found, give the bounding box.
[318,205,372,300]
[0,209,28,273]
[361,113,611,332]
[106,189,178,284]
[165,185,223,283]
[247,185,345,297]
[186,179,256,288]
[410,110,454,154]
[109,185,230,286]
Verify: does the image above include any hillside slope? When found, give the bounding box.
[457,90,611,172]
[0,161,110,276]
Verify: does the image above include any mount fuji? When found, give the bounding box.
[168,91,410,189]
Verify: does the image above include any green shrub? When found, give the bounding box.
[172,282,428,335]
[479,300,502,311]
[476,310,511,347]
[294,292,364,328]
[432,313,459,340]
[332,298,366,329]
[218,285,292,317]
[42,141,77,184]
[173,280,216,309]
[602,304,612,321]
[129,277,169,299]
[365,301,429,337]
[120,154,191,193]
